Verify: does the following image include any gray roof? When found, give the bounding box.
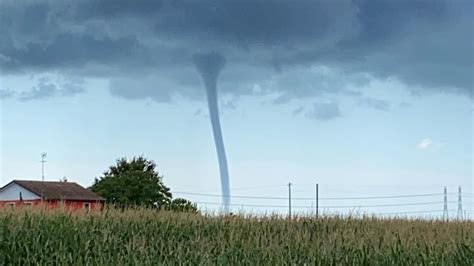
[3,180,104,201]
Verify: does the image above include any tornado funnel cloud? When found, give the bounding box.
[193,52,231,212]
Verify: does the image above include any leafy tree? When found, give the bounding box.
[91,156,172,208]
[168,198,198,213]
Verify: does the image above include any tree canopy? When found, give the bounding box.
[168,198,198,213]
[91,156,172,208]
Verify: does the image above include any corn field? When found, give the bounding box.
[0,208,473,265]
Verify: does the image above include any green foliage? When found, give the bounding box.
[90,156,172,208]
[168,198,198,213]
[0,209,473,265]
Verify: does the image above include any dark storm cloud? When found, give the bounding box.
[1,33,143,72]
[358,97,391,112]
[305,102,341,121]
[151,0,351,48]
[61,81,85,96]
[0,0,472,101]
[109,76,174,103]
[18,77,84,101]
[74,0,164,20]
[19,78,57,101]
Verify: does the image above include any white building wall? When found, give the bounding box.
[0,183,40,201]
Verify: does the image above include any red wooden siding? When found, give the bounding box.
[0,199,102,211]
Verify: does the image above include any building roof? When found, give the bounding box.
[4,180,104,201]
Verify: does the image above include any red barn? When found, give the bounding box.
[0,180,104,211]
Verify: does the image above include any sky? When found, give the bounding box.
[0,0,472,216]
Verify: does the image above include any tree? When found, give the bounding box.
[168,198,198,213]
[91,156,172,208]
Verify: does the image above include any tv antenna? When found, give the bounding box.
[41,153,47,182]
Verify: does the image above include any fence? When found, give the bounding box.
[173,184,474,219]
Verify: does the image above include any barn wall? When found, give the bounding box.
[64,200,102,210]
[0,183,40,201]
[0,199,42,207]
[0,199,103,210]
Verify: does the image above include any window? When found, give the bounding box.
[83,203,91,212]
[6,203,15,208]
[23,202,33,207]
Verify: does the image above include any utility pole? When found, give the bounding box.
[41,153,47,182]
[288,182,292,219]
[458,186,463,220]
[315,183,319,218]
[443,187,448,221]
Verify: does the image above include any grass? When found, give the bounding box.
[0,207,473,265]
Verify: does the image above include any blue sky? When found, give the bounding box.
[1,73,472,215]
[0,0,472,215]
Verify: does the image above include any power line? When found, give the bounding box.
[174,191,446,201]
[194,201,450,209]
[292,183,463,189]
[232,184,287,192]
[171,184,287,194]
[317,193,447,201]
[379,209,457,215]
[320,201,449,209]
[174,191,289,200]
[195,201,304,209]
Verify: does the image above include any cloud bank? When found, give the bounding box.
[1,0,472,105]
[18,77,84,101]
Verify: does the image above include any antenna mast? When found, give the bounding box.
[41,153,47,182]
